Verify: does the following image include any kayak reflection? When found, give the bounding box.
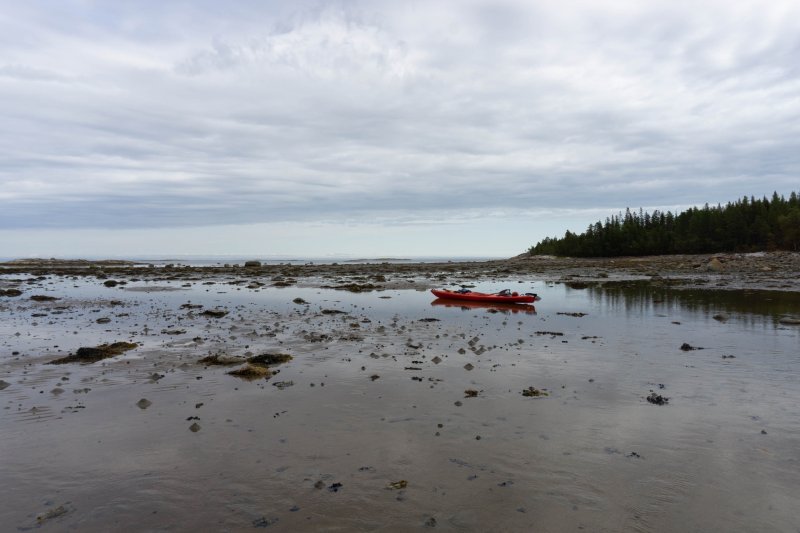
[430,298,537,314]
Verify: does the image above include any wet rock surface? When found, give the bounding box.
[0,288,23,297]
[646,392,669,405]
[47,342,138,364]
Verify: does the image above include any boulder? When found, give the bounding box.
[706,258,724,272]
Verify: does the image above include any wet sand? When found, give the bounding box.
[1,254,799,531]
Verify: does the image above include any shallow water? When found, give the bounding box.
[1,276,799,531]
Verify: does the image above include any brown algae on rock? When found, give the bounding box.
[227,364,272,380]
[198,354,247,366]
[521,387,548,397]
[47,342,138,364]
[37,505,68,522]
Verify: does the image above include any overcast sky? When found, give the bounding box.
[1,0,798,258]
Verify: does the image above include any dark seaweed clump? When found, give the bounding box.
[48,342,138,364]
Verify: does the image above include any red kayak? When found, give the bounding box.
[431,288,538,304]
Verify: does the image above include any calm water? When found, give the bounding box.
[1,275,799,531]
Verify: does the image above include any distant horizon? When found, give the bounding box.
[0,253,508,263]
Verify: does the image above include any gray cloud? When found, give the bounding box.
[1,0,799,239]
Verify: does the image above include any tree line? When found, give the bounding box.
[529,191,800,257]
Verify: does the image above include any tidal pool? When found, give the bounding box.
[1,276,798,531]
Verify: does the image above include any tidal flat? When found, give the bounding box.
[1,255,799,532]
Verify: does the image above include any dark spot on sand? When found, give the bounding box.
[252,516,279,527]
[201,309,228,318]
[522,387,548,397]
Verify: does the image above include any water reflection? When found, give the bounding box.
[577,281,800,328]
[2,275,800,531]
[430,298,537,314]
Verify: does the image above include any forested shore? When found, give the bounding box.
[530,192,800,257]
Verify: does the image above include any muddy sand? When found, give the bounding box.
[1,253,799,531]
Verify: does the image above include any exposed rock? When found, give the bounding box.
[321,283,382,293]
[292,298,308,304]
[96,317,111,324]
[247,353,293,365]
[201,309,228,318]
[198,354,246,366]
[189,422,201,432]
[227,364,272,380]
[521,387,548,397]
[0,289,23,297]
[103,280,119,287]
[30,295,59,301]
[48,342,138,364]
[778,316,800,325]
[136,398,152,409]
[0,380,10,390]
[244,261,262,268]
[706,258,724,272]
[37,505,68,522]
[646,392,669,405]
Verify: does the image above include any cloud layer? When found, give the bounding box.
[1,0,799,251]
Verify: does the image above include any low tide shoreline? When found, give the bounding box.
[1,252,799,531]
[3,251,799,293]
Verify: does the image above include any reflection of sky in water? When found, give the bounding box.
[1,274,799,531]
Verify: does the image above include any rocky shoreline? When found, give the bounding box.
[2,252,799,293]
